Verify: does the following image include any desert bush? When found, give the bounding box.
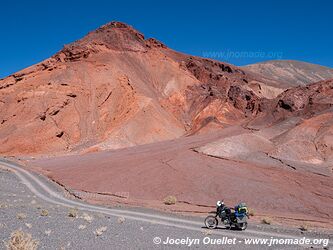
[94,226,107,236]
[163,195,177,205]
[0,202,8,209]
[16,213,27,220]
[81,213,93,223]
[248,208,255,216]
[299,224,308,231]
[202,229,212,235]
[117,217,125,224]
[40,210,48,217]
[6,230,39,250]
[68,208,78,218]
[261,218,272,225]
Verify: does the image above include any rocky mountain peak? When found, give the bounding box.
[53,21,167,62]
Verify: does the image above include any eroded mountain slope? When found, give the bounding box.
[0,22,266,155]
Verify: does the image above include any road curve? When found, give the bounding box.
[0,158,331,247]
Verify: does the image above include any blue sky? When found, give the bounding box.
[1,0,332,78]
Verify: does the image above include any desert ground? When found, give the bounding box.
[0,164,332,249]
[24,123,333,229]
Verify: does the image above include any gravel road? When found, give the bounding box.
[0,159,332,249]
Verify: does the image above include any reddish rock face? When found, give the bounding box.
[0,21,263,155]
[0,21,332,158]
[275,79,333,112]
[249,79,333,127]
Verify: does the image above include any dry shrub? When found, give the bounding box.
[40,210,48,217]
[0,202,8,208]
[81,213,93,223]
[248,208,255,216]
[299,223,308,231]
[163,195,177,205]
[117,217,125,224]
[68,208,78,218]
[6,230,39,250]
[261,218,272,225]
[16,213,27,220]
[94,226,107,236]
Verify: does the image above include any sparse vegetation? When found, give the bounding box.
[16,213,27,220]
[5,230,39,250]
[0,202,8,209]
[248,208,255,216]
[68,208,78,218]
[94,226,107,236]
[40,209,48,217]
[261,218,272,225]
[81,213,93,223]
[163,195,177,205]
[117,217,125,224]
[202,229,212,235]
[299,224,308,231]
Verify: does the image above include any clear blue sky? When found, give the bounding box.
[1,0,332,78]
